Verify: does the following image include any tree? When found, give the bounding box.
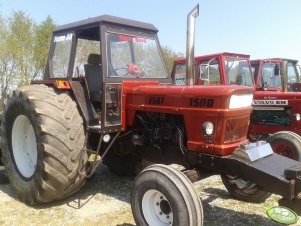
[0,15,15,111]
[0,11,56,111]
[33,16,56,79]
[161,46,184,74]
[6,11,36,86]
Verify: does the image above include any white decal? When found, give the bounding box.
[252,100,288,105]
[54,33,73,42]
[175,75,186,86]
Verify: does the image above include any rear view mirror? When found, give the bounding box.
[274,64,281,76]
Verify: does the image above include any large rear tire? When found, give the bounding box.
[1,84,87,204]
[131,164,203,226]
[221,175,270,203]
[102,135,143,176]
[103,152,141,176]
[267,131,301,161]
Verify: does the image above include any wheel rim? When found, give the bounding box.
[272,142,296,160]
[12,115,38,178]
[142,189,173,226]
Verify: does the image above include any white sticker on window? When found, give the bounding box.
[54,33,73,42]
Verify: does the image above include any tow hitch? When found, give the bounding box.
[279,164,301,214]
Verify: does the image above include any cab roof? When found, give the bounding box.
[174,52,250,64]
[54,15,158,33]
[251,58,299,64]
[195,52,250,60]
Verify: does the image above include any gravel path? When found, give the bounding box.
[0,165,299,226]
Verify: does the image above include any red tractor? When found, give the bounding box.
[172,54,301,161]
[1,5,301,225]
[249,58,301,160]
[172,52,254,86]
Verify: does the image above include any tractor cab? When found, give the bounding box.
[171,52,254,86]
[38,15,169,132]
[251,58,300,92]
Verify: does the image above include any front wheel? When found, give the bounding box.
[131,164,203,226]
[267,131,301,161]
[221,175,270,203]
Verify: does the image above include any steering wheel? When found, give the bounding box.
[113,64,144,77]
[127,64,143,77]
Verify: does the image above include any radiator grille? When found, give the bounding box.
[224,117,249,143]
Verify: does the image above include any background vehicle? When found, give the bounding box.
[1,5,301,226]
[172,54,301,161]
[172,52,254,86]
[249,58,301,160]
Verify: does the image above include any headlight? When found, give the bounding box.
[229,93,253,109]
[202,121,214,135]
[103,134,111,143]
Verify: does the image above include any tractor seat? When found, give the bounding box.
[84,54,103,102]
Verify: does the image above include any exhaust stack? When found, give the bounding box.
[186,4,199,86]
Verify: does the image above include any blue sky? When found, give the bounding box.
[1,0,301,63]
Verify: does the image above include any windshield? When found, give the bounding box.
[106,33,167,78]
[224,58,253,86]
[260,62,281,88]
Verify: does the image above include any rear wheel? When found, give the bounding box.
[103,152,141,176]
[267,131,301,161]
[102,135,143,176]
[221,175,270,203]
[1,84,87,204]
[131,164,203,226]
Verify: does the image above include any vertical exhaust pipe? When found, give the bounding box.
[186,4,199,86]
[281,60,288,92]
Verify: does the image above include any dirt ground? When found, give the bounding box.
[0,165,299,226]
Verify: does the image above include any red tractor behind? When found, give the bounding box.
[249,58,301,159]
[172,54,301,161]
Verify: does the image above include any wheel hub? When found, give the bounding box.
[142,189,173,225]
[11,115,38,178]
[160,199,171,215]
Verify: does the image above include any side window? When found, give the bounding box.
[104,84,121,127]
[49,33,73,78]
[199,59,221,85]
[73,39,100,77]
[287,62,298,84]
[174,63,186,85]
